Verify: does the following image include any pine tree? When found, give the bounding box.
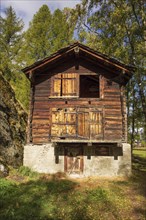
[24,6,77,65]
[0,6,30,111]
[0,6,24,80]
[50,8,75,53]
[24,5,52,64]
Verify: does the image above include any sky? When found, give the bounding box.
[0,0,81,30]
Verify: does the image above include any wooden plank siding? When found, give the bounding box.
[29,63,127,144]
[104,79,123,141]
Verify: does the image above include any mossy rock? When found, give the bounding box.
[0,74,28,167]
[0,157,9,177]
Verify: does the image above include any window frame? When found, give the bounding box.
[50,73,78,98]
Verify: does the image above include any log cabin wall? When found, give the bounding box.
[30,59,126,144]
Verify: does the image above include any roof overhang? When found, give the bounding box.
[22,42,135,85]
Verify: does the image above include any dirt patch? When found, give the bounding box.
[6,175,26,183]
[68,176,127,190]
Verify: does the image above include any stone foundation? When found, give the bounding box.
[23,143,131,177]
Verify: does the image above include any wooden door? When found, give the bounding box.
[78,108,89,139]
[90,111,102,139]
[78,108,102,140]
[64,146,83,174]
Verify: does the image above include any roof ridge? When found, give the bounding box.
[22,42,135,73]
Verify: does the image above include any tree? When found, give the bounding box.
[0,6,24,80]
[24,6,76,65]
[24,5,52,64]
[50,8,75,52]
[0,6,30,111]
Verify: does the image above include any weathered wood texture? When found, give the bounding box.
[30,61,126,144]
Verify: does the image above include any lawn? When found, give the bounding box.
[133,148,146,159]
[0,150,146,220]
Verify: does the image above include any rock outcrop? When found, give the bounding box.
[0,156,9,177]
[0,74,27,167]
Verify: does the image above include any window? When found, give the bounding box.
[80,75,99,98]
[52,73,77,97]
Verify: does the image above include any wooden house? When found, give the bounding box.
[23,42,133,177]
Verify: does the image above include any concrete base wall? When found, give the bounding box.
[23,143,64,174]
[23,143,131,177]
[83,143,131,177]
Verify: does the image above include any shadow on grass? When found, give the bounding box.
[1,155,146,220]
[130,155,146,197]
[112,155,146,198]
[0,178,78,220]
[0,177,120,220]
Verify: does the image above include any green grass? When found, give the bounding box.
[132,148,146,172]
[133,148,146,159]
[18,166,39,178]
[0,155,146,220]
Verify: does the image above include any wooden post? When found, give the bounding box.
[100,75,104,99]
[120,86,127,142]
[27,70,34,143]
